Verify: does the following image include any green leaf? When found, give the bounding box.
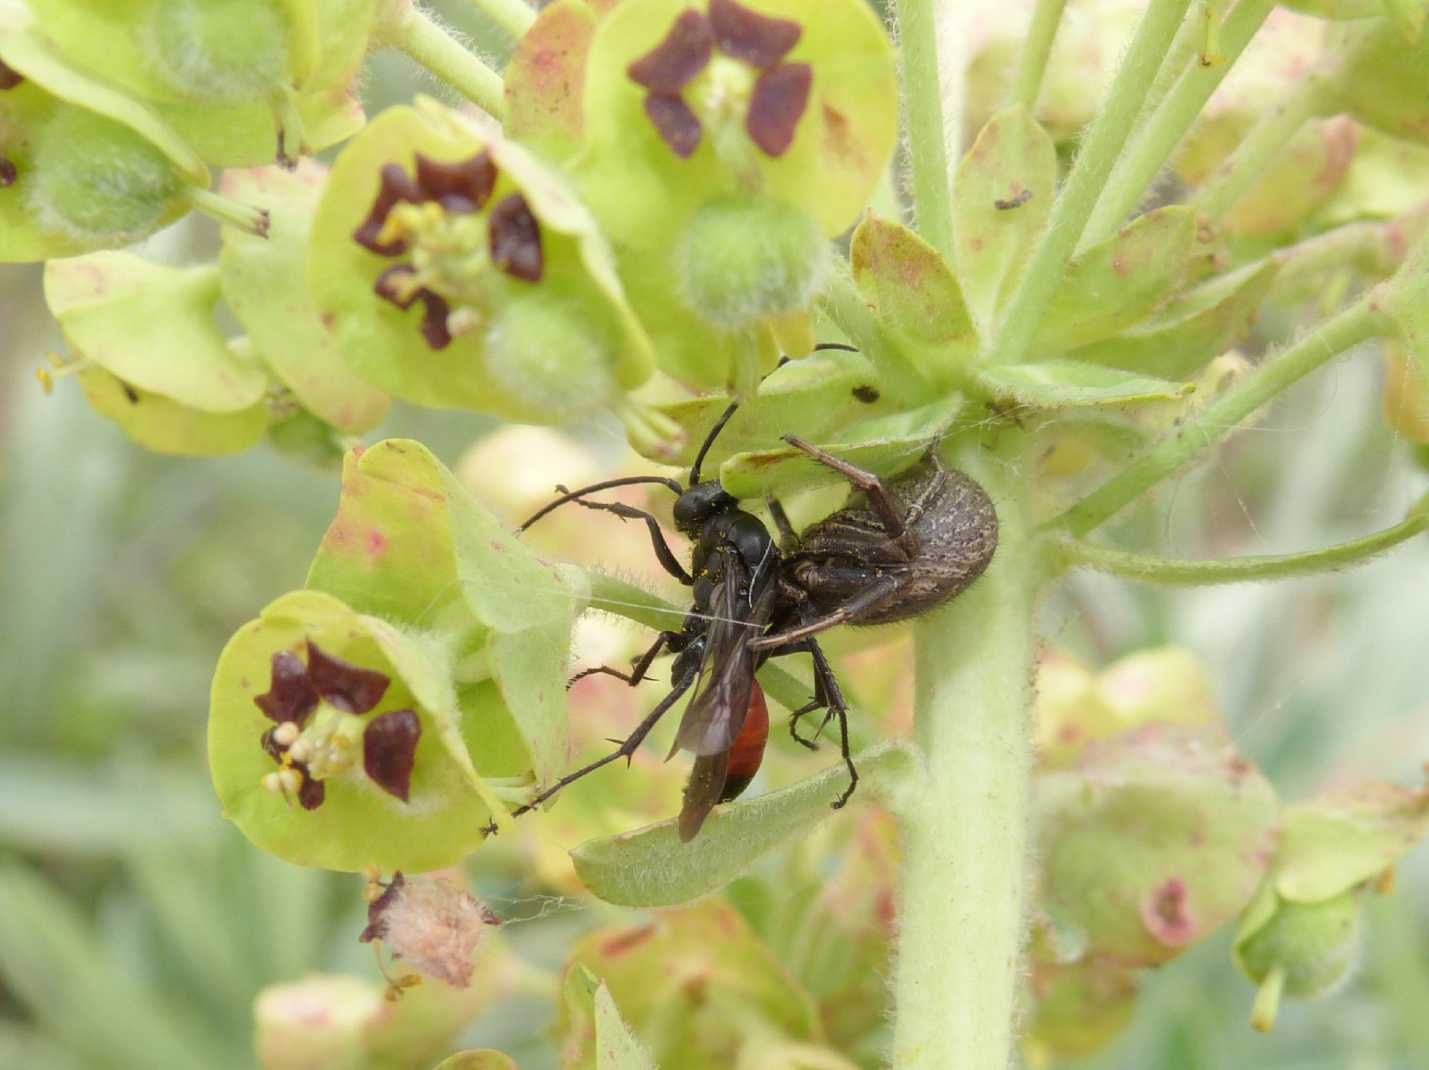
[1273,782,1429,902]
[975,361,1192,408]
[718,396,962,499]
[47,254,269,411]
[850,213,978,381]
[219,162,389,433]
[953,106,1056,331]
[637,346,890,469]
[595,985,657,1070]
[1069,259,1279,380]
[571,740,917,906]
[1035,207,1196,351]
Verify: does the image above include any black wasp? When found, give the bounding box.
[515,348,999,839]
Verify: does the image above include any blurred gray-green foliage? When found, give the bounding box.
[1,3,1428,1067]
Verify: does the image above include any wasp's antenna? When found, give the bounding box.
[519,476,685,532]
[688,399,740,488]
[688,345,858,487]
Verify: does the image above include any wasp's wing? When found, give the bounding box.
[678,750,730,841]
[669,548,777,759]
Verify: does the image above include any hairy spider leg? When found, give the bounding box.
[781,434,917,552]
[760,633,859,809]
[749,566,901,650]
[511,661,700,817]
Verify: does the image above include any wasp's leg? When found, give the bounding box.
[512,663,698,817]
[780,434,917,553]
[567,631,677,689]
[564,497,692,585]
[748,568,901,651]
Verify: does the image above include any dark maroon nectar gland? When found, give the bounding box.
[626,0,812,160]
[351,150,545,351]
[0,59,22,90]
[251,642,424,808]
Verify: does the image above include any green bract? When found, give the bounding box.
[45,253,275,454]
[210,440,587,872]
[18,0,376,165]
[219,162,389,434]
[1036,723,1279,967]
[0,10,214,258]
[307,102,657,426]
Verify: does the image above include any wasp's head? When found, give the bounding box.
[673,481,736,534]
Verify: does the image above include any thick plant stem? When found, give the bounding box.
[1082,0,1276,246]
[1048,297,1388,536]
[1192,73,1328,222]
[385,3,506,118]
[891,449,1035,1070]
[465,0,535,39]
[895,0,956,260]
[1051,495,1429,584]
[986,0,1194,366]
[1011,0,1069,111]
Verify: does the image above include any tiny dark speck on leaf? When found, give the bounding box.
[852,384,880,403]
[118,379,141,404]
[994,189,1032,211]
[0,156,16,187]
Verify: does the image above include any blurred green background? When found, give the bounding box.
[2,2,1428,1067]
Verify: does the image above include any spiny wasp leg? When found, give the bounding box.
[511,665,699,818]
[560,496,692,586]
[566,632,676,690]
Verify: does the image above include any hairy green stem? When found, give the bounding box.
[891,447,1035,1070]
[1270,220,1407,298]
[895,0,956,260]
[1011,0,1069,111]
[986,0,1194,366]
[465,0,535,39]
[1192,73,1329,222]
[384,2,506,118]
[1082,0,1276,247]
[1048,296,1387,536]
[1050,496,1429,583]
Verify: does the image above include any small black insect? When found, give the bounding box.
[514,353,998,838]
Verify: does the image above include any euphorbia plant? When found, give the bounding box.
[7,0,1429,1067]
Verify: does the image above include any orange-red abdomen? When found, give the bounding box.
[718,681,769,802]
